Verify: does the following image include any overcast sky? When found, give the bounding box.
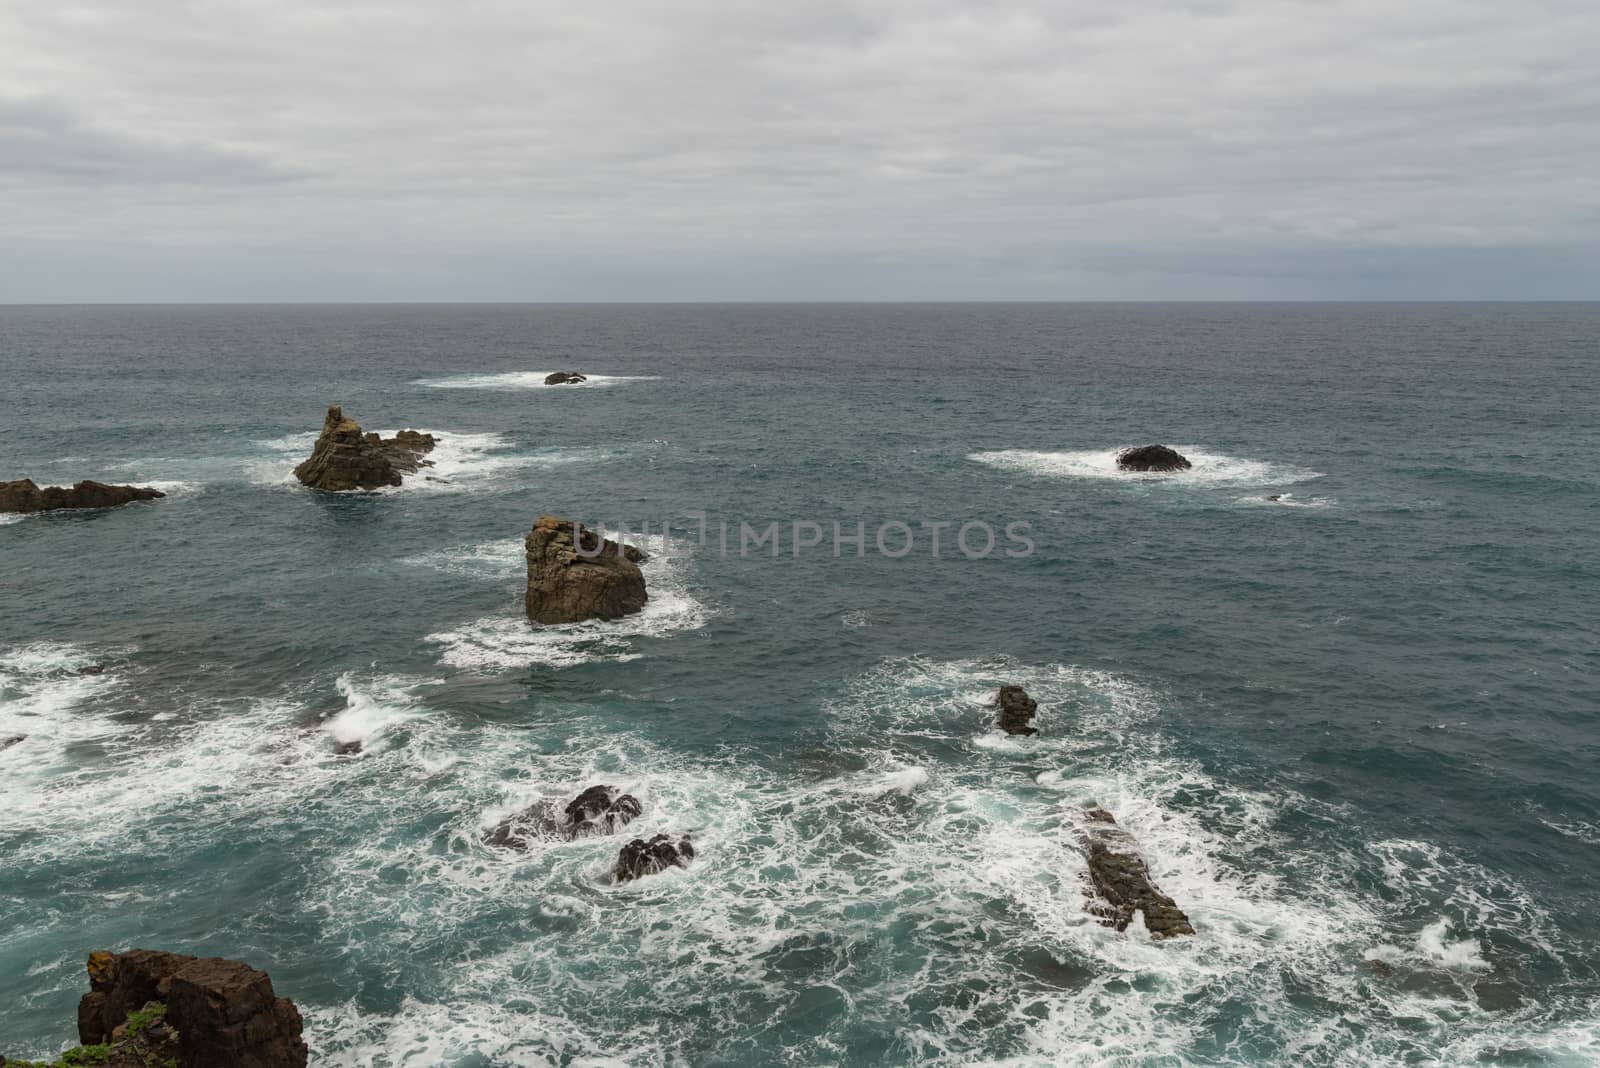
[1,0,1595,301]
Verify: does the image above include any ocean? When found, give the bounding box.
[1,303,1596,1066]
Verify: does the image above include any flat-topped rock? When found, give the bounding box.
[525,515,647,624]
[545,371,588,385]
[1116,444,1191,472]
[293,405,437,491]
[0,478,165,514]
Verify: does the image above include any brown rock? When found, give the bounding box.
[994,685,1039,736]
[1077,812,1194,938]
[168,957,308,1068]
[0,478,165,514]
[78,948,195,1043]
[292,405,437,492]
[524,515,648,624]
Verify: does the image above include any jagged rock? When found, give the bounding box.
[1116,445,1191,472]
[293,405,437,491]
[1076,810,1194,938]
[0,735,23,751]
[524,515,648,624]
[0,479,165,514]
[544,371,588,385]
[485,785,644,849]
[995,685,1038,736]
[73,950,307,1067]
[167,957,307,1068]
[613,833,694,882]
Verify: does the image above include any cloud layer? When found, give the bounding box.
[0,0,1595,300]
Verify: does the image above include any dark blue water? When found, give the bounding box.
[2,304,1597,1065]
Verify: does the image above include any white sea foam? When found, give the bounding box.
[424,534,709,669]
[1234,491,1334,509]
[969,445,1322,488]
[0,513,23,526]
[0,643,126,779]
[324,673,432,751]
[413,371,660,390]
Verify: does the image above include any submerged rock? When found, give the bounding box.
[613,832,694,882]
[0,478,165,514]
[524,515,648,624]
[1116,444,1191,473]
[1076,809,1194,938]
[485,784,644,849]
[995,685,1039,736]
[73,949,307,1067]
[544,371,588,385]
[1,734,24,751]
[292,405,437,491]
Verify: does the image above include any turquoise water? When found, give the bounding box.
[1,303,1597,1065]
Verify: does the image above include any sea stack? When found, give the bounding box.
[524,515,647,624]
[0,478,165,514]
[1116,445,1191,472]
[293,405,437,491]
[613,833,694,882]
[995,685,1039,736]
[1078,809,1195,938]
[544,371,588,385]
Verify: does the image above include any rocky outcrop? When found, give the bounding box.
[292,405,437,491]
[525,515,648,624]
[995,686,1039,736]
[59,949,308,1067]
[613,833,694,882]
[1077,810,1194,938]
[0,479,165,514]
[485,785,644,849]
[0,735,23,751]
[1116,445,1191,472]
[544,371,588,385]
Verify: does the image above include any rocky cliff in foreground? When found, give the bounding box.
[2,949,306,1068]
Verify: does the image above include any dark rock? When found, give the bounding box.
[0,478,165,514]
[995,685,1039,736]
[1365,957,1396,977]
[74,949,307,1066]
[1116,445,1192,473]
[167,956,307,1068]
[525,515,648,624]
[77,664,106,676]
[622,543,648,564]
[613,833,694,882]
[544,371,588,385]
[1076,813,1194,938]
[485,785,643,849]
[333,740,362,756]
[0,735,23,751]
[1267,494,1282,502]
[293,405,437,492]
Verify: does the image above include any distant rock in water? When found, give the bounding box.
[485,784,644,849]
[613,833,694,882]
[1116,445,1192,473]
[525,515,648,624]
[68,948,307,1067]
[544,371,588,385]
[0,478,165,514]
[293,405,437,492]
[0,734,24,751]
[1076,809,1195,938]
[995,685,1039,736]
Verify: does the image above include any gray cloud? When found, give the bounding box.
[0,0,1594,300]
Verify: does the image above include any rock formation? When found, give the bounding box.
[524,515,648,624]
[1116,445,1191,473]
[1,735,24,751]
[0,948,311,1068]
[0,479,165,514]
[293,405,437,491]
[544,371,587,385]
[613,833,694,882]
[995,686,1039,736]
[485,785,644,849]
[1077,810,1194,938]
